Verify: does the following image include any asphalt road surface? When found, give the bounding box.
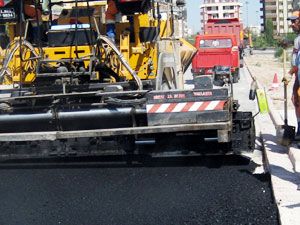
[0,156,278,225]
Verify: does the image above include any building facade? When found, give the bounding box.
[200,0,242,32]
[260,0,294,35]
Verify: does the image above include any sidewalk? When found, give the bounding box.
[243,64,300,225]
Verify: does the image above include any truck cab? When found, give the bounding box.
[191,34,240,83]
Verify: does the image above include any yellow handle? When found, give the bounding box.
[257,89,269,114]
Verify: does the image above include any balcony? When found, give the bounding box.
[265,3,276,7]
[265,5,277,10]
[266,14,277,19]
[205,9,219,14]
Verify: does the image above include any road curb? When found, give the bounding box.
[244,60,300,176]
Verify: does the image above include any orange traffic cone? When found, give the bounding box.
[270,73,279,90]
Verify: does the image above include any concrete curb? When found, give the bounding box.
[244,61,300,177]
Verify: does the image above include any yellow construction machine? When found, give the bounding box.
[0,0,255,160]
[0,0,194,87]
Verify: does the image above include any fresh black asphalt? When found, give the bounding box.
[0,156,278,225]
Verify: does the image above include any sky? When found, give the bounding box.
[186,0,262,33]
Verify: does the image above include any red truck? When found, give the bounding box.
[204,18,244,65]
[191,34,240,83]
[204,18,243,46]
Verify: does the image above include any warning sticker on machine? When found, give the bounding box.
[147,89,228,104]
[193,91,213,97]
[153,93,186,100]
[147,101,226,114]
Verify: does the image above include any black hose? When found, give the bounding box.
[104,97,147,107]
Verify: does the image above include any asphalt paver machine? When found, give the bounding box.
[0,0,255,160]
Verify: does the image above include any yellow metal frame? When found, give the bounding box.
[1,2,196,86]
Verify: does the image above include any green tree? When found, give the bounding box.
[253,35,268,49]
[265,19,275,45]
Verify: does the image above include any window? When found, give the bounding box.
[199,39,232,49]
[212,13,219,18]
[207,6,218,11]
[223,6,234,10]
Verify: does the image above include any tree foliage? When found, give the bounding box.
[265,19,275,45]
[252,19,297,49]
[253,35,268,49]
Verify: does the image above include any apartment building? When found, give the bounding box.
[260,0,293,35]
[200,0,242,32]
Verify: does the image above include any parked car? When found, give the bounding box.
[191,34,240,83]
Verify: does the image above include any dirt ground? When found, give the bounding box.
[244,52,295,110]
